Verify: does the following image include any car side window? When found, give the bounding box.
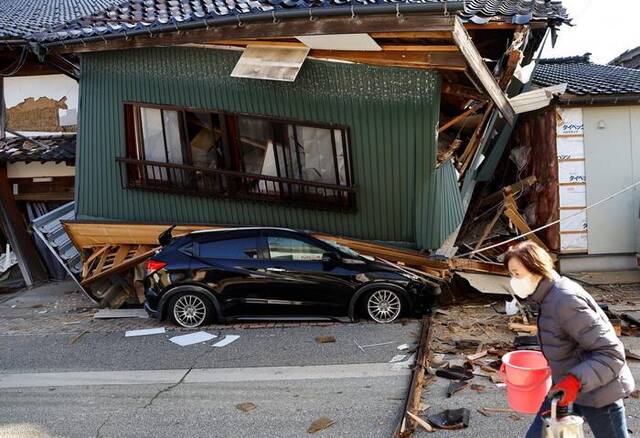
[267,236,325,261]
[198,237,259,259]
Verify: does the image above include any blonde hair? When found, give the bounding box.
[503,241,555,279]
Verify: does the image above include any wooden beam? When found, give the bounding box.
[438,102,485,134]
[451,18,515,125]
[0,163,48,285]
[478,176,537,208]
[451,258,508,275]
[52,15,456,54]
[310,49,467,70]
[207,39,459,53]
[371,31,453,39]
[441,82,488,101]
[458,103,494,175]
[502,190,554,257]
[13,192,74,201]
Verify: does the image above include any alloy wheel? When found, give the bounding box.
[173,294,207,328]
[367,289,401,323]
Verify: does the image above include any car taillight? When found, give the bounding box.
[146,259,167,274]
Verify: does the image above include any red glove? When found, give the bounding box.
[549,374,581,406]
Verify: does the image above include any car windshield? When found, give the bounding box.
[319,239,361,259]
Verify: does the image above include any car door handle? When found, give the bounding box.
[266,267,286,272]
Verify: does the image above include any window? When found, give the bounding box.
[198,237,259,259]
[267,236,325,261]
[120,103,355,209]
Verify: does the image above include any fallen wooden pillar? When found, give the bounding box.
[0,163,48,285]
[393,316,433,438]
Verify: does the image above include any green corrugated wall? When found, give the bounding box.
[76,47,462,249]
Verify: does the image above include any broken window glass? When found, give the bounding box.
[183,111,224,192]
[139,107,184,182]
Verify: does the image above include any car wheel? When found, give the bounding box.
[365,288,403,323]
[168,292,214,328]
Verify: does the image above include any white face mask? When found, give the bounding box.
[510,275,539,299]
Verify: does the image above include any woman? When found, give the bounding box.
[504,241,634,438]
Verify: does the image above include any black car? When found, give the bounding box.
[144,227,439,328]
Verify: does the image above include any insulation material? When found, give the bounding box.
[556,107,587,253]
[231,45,310,82]
[558,160,586,184]
[556,107,584,135]
[557,136,585,160]
[559,185,586,207]
[560,209,587,232]
[560,232,588,252]
[457,272,512,295]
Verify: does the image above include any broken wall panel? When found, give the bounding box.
[3,74,78,134]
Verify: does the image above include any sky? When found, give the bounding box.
[541,0,640,64]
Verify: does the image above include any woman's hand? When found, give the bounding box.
[549,374,581,406]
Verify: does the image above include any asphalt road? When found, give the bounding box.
[0,319,419,437]
[0,375,409,438]
[0,322,420,373]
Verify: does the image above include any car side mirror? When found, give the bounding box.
[322,252,340,268]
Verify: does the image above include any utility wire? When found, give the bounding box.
[455,179,640,258]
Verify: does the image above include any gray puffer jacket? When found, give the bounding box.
[529,275,635,408]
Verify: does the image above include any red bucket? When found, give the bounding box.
[500,350,552,414]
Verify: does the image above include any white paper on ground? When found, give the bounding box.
[505,298,519,316]
[212,335,240,347]
[397,343,416,351]
[389,354,407,363]
[169,331,216,346]
[391,353,416,370]
[125,327,166,337]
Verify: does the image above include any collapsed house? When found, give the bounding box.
[452,53,640,290]
[0,50,79,286]
[0,0,570,305]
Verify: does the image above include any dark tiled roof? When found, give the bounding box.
[0,134,76,163]
[609,46,640,70]
[19,0,567,43]
[533,54,640,96]
[0,0,119,39]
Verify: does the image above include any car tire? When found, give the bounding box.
[168,291,214,328]
[364,288,404,324]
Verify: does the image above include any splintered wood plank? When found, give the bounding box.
[81,247,159,286]
[451,18,515,125]
[438,102,485,134]
[112,245,130,267]
[503,205,550,251]
[310,50,467,71]
[82,244,111,277]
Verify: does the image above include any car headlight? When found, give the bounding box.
[400,272,421,282]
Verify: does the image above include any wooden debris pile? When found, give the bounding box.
[454,175,558,269]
